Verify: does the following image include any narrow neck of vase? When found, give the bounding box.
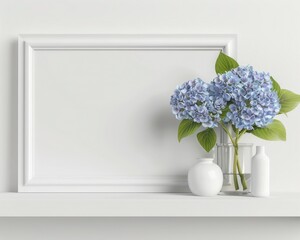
[199,158,214,163]
[256,146,265,154]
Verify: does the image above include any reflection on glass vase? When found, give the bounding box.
[216,143,253,195]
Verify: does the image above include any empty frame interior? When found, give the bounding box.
[18,35,236,192]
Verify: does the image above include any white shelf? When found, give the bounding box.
[0,192,299,217]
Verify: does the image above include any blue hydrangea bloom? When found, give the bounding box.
[170,78,221,128]
[210,66,281,130]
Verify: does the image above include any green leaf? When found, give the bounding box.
[220,105,230,119]
[178,119,201,142]
[251,120,286,141]
[271,76,281,94]
[197,128,217,152]
[215,52,239,74]
[278,89,300,114]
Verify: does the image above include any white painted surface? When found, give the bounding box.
[0,0,298,194]
[0,192,299,217]
[0,218,299,240]
[1,0,300,239]
[18,34,235,192]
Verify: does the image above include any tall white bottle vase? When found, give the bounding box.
[251,146,270,197]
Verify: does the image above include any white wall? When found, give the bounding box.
[0,0,300,239]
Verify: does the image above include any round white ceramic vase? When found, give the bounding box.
[188,158,223,196]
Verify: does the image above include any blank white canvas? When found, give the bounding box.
[18,35,236,192]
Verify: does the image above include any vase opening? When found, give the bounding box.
[197,158,214,163]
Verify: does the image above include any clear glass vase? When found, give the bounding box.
[216,143,253,195]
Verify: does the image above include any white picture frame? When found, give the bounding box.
[18,34,237,192]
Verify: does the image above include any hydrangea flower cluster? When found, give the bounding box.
[170,66,281,130]
[210,66,281,130]
[170,78,221,128]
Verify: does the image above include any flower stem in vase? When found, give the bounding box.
[233,146,239,190]
[221,123,248,191]
[233,144,248,190]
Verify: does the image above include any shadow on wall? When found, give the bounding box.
[147,96,210,158]
[8,39,18,192]
[149,98,223,157]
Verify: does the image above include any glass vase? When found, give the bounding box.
[216,143,253,195]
